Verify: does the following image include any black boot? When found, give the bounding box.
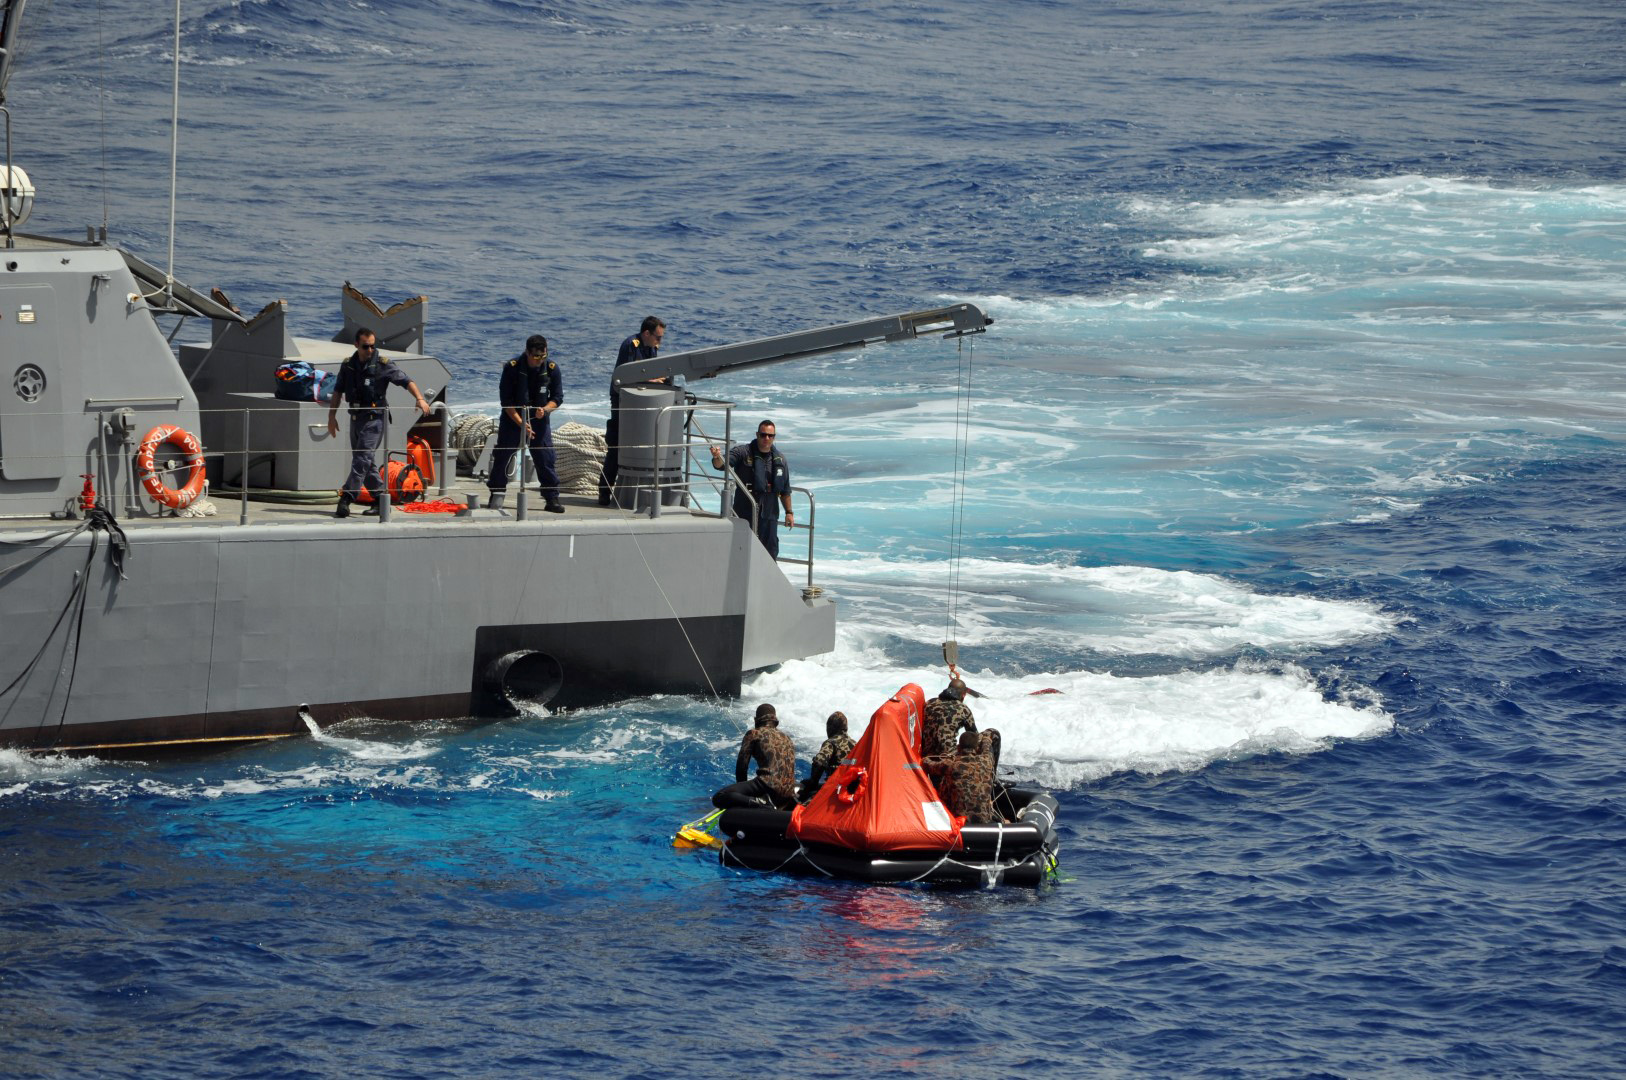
[334,495,352,518]
[544,498,565,514]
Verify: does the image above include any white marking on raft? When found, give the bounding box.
[922,800,953,832]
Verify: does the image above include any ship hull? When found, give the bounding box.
[0,509,834,752]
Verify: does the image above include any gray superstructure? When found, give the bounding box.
[0,0,991,752]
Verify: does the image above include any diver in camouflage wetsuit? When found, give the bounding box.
[921,677,978,759]
[929,728,1004,825]
[798,711,856,802]
[712,703,799,810]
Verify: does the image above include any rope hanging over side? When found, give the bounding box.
[449,409,728,712]
[0,506,129,744]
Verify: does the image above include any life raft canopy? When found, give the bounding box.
[789,683,964,852]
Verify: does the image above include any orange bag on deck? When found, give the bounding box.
[407,434,435,485]
[355,461,425,504]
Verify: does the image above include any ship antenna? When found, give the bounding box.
[98,0,108,239]
[163,0,180,303]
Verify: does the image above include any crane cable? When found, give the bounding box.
[943,333,974,680]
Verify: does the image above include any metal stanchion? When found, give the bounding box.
[379,407,392,522]
[517,415,530,522]
[239,409,250,525]
[94,410,112,520]
[431,401,451,496]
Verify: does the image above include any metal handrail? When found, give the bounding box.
[673,404,817,586]
[1,402,440,518]
[787,486,816,591]
[648,400,735,520]
[3,399,818,588]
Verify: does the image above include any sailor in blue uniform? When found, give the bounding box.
[710,419,793,558]
[326,327,431,518]
[487,334,565,513]
[599,315,666,507]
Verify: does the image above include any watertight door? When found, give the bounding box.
[0,284,64,480]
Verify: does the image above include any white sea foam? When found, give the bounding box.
[0,749,103,794]
[304,720,443,763]
[744,648,1390,790]
[817,555,1393,657]
[915,179,1626,546]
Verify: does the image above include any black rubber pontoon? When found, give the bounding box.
[718,786,1060,887]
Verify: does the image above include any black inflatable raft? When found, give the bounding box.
[719,786,1060,887]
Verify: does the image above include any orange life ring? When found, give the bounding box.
[135,424,206,510]
[836,767,868,805]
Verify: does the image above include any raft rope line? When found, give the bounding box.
[1019,799,1056,833]
[451,410,730,716]
[722,839,1036,886]
[722,839,834,879]
[600,488,727,711]
[720,825,1039,887]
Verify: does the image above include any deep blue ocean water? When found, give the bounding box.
[4,1,1626,1076]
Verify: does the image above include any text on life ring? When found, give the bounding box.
[135,424,206,509]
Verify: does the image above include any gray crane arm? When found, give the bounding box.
[611,303,992,388]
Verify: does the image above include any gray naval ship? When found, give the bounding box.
[0,0,991,753]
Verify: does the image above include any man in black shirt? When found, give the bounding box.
[599,315,665,507]
[710,419,793,558]
[487,334,565,513]
[326,327,430,517]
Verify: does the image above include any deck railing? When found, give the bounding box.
[0,398,817,583]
